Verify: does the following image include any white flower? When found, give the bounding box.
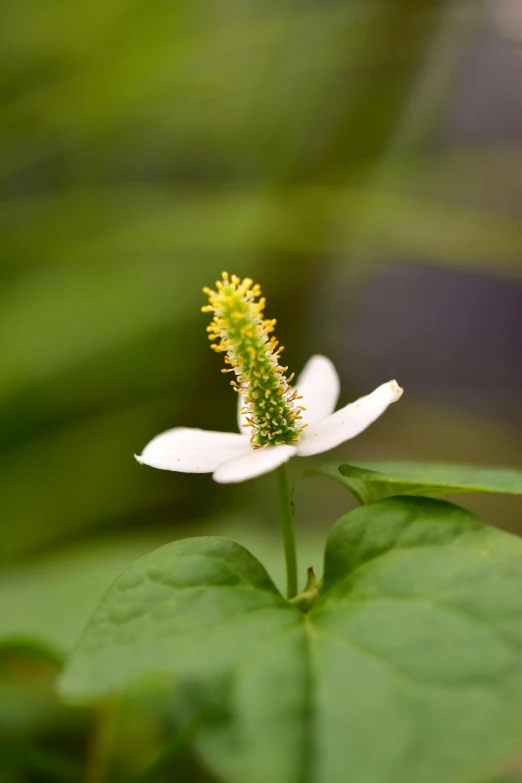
[136,354,403,484]
[136,273,403,484]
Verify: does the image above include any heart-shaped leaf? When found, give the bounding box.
[314,461,522,504]
[58,500,522,783]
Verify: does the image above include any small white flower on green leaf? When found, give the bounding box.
[136,273,403,483]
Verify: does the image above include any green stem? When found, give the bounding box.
[276,464,298,599]
[85,703,115,783]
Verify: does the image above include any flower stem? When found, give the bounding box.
[85,703,115,783]
[276,464,298,599]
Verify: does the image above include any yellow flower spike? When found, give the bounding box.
[203,272,305,448]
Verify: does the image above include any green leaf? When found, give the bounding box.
[58,501,522,783]
[56,536,299,704]
[315,461,522,503]
[0,525,323,654]
[314,497,522,783]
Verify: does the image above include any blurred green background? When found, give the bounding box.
[1,0,522,780]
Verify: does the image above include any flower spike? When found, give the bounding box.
[202,273,305,448]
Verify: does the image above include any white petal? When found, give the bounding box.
[297,380,404,457]
[296,355,341,425]
[213,444,297,484]
[136,427,251,473]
